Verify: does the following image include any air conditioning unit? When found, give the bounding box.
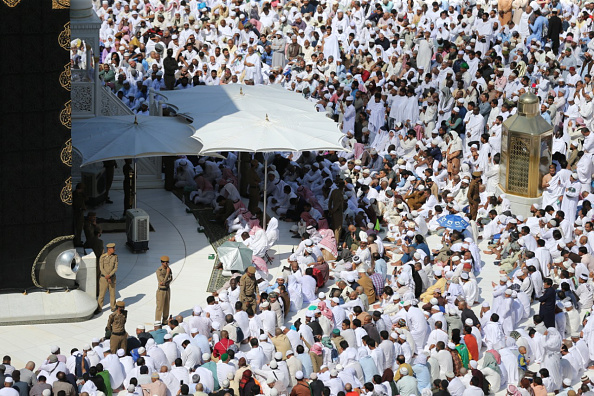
[81,168,106,206]
[126,208,150,253]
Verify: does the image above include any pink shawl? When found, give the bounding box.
[354,143,365,160]
[300,213,318,227]
[196,175,214,191]
[318,229,338,257]
[317,301,333,321]
[222,168,239,188]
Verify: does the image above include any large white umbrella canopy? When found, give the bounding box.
[161,85,346,229]
[72,115,202,166]
[161,85,346,153]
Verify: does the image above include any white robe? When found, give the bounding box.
[542,328,563,391]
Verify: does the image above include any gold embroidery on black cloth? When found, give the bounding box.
[61,139,72,167]
[61,177,72,205]
[2,0,22,7]
[60,63,71,91]
[60,100,71,129]
[52,0,70,8]
[58,22,70,50]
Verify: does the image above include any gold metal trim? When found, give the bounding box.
[61,176,72,205]
[31,235,74,289]
[58,22,70,51]
[60,100,71,129]
[61,138,72,167]
[59,63,71,91]
[2,0,21,7]
[52,0,70,8]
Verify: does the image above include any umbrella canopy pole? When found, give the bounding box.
[133,159,137,208]
[263,157,267,230]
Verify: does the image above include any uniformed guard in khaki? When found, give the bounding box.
[98,243,118,311]
[107,301,127,353]
[155,255,173,325]
[239,266,259,312]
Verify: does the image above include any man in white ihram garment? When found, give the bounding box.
[543,327,563,391]
[402,300,428,354]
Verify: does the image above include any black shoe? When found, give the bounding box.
[94,308,102,315]
[291,235,301,238]
[105,199,114,204]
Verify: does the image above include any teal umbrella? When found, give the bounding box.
[217,241,253,272]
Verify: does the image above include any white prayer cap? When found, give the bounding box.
[83,344,91,350]
[573,332,581,338]
[461,272,469,280]
[564,301,573,308]
[5,378,13,384]
[465,318,474,326]
[306,311,315,318]
[274,351,283,360]
[418,185,425,191]
[50,345,60,353]
[500,275,508,282]
[451,256,460,262]
[445,271,454,279]
[295,371,304,380]
[42,391,51,396]
[400,367,409,375]
[572,172,579,179]
[433,268,442,276]
[332,297,340,304]
[431,305,440,311]
[261,301,270,308]
[403,300,412,307]
[453,107,460,112]
[270,361,278,369]
[482,301,490,307]
[193,305,202,314]
[318,292,326,299]
[137,325,145,330]
[581,273,589,280]
[259,334,268,341]
[164,334,172,340]
[505,289,513,295]
[304,239,313,246]
[353,256,361,263]
[138,347,146,354]
[563,378,572,386]
[469,360,478,369]
[430,298,439,305]
[202,352,211,360]
[447,342,456,349]
[117,348,125,357]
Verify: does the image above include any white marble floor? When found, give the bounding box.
[1,189,217,369]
